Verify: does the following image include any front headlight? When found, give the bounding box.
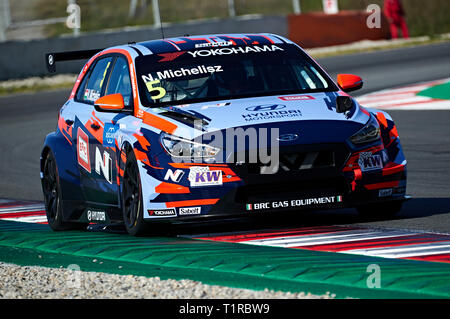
[161,133,220,158]
[349,115,381,145]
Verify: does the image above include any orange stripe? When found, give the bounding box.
[92,111,105,126]
[364,181,399,190]
[58,116,73,145]
[61,130,72,145]
[133,133,150,151]
[155,182,190,194]
[360,106,370,116]
[85,119,104,144]
[142,111,177,134]
[165,198,219,208]
[376,112,388,128]
[382,163,405,176]
[133,149,163,169]
[390,125,399,139]
[134,149,149,162]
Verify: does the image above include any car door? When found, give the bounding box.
[71,56,119,205]
[88,55,136,206]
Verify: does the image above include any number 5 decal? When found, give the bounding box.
[145,80,166,100]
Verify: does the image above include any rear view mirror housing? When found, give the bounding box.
[94,94,126,112]
[337,74,363,93]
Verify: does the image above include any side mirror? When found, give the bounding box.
[94,93,125,112]
[337,74,363,92]
[336,96,354,113]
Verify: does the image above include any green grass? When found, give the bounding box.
[0,81,74,96]
[34,0,450,38]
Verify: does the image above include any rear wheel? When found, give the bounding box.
[42,151,87,231]
[122,149,148,236]
[357,201,403,220]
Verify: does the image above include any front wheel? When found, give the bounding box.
[41,151,87,231]
[121,149,148,236]
[356,201,403,220]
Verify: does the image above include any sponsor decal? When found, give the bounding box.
[77,128,91,173]
[187,45,284,58]
[201,102,230,110]
[246,195,343,211]
[378,188,393,197]
[103,123,118,147]
[195,41,233,48]
[179,207,201,215]
[176,104,191,108]
[242,104,302,122]
[95,147,113,184]
[148,209,176,216]
[278,95,315,101]
[246,104,286,112]
[87,209,106,221]
[84,89,100,102]
[188,166,222,187]
[358,152,383,172]
[277,134,299,142]
[158,51,186,62]
[129,62,138,101]
[142,65,223,83]
[164,169,185,183]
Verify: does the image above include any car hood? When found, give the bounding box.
[151,92,370,139]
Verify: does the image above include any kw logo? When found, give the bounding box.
[195,171,221,183]
[358,152,383,172]
[188,167,223,187]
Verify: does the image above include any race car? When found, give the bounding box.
[41,33,408,236]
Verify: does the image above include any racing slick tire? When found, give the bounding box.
[356,201,403,220]
[121,148,148,236]
[42,151,88,231]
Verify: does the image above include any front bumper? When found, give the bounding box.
[144,142,407,220]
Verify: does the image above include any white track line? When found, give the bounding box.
[344,241,450,258]
[0,205,46,214]
[356,78,450,110]
[243,229,416,248]
[1,216,48,223]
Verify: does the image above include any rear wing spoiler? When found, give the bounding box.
[45,49,104,73]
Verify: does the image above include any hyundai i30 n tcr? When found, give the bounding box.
[41,33,407,235]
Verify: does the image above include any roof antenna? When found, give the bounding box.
[153,0,165,39]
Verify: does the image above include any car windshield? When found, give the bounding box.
[135,43,337,107]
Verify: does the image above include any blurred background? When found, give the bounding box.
[0,0,449,81]
[1,0,449,39]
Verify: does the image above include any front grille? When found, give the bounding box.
[247,149,335,174]
[229,144,350,184]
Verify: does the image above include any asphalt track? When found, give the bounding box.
[0,41,450,235]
